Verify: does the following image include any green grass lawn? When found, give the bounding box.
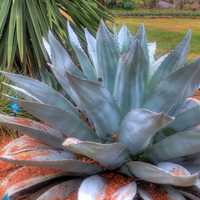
[114,17,200,59]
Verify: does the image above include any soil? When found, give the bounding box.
[0,135,17,180]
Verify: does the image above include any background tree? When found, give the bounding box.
[0,0,111,81]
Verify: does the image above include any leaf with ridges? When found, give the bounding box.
[149,30,192,89]
[168,98,200,132]
[96,21,119,92]
[1,71,76,113]
[84,28,98,75]
[144,58,200,113]
[127,161,198,187]
[0,135,102,174]
[63,138,129,169]
[118,25,134,54]
[36,180,81,200]
[119,109,174,155]
[47,31,82,77]
[147,128,200,161]
[166,187,186,200]
[148,53,168,79]
[0,114,64,149]
[68,22,97,80]
[1,166,64,200]
[12,99,97,141]
[114,40,150,115]
[148,42,156,65]
[66,72,121,141]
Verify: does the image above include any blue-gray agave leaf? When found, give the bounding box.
[63,138,130,169]
[138,188,153,200]
[1,167,65,200]
[114,40,149,115]
[148,42,156,66]
[168,98,200,132]
[147,127,200,161]
[111,182,137,200]
[67,22,97,80]
[1,72,76,113]
[149,30,192,90]
[84,28,98,75]
[66,72,121,141]
[0,136,102,174]
[0,114,64,149]
[127,161,198,187]
[47,31,82,77]
[16,100,97,141]
[118,25,134,54]
[78,175,106,200]
[36,180,81,200]
[136,24,149,64]
[96,21,119,92]
[144,58,200,113]
[119,109,173,155]
[166,187,186,200]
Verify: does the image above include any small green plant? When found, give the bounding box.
[0,22,200,199]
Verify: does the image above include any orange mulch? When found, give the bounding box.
[144,184,168,200]
[102,173,133,200]
[0,166,62,199]
[65,192,78,200]
[0,135,17,180]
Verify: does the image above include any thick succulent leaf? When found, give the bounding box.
[118,25,134,54]
[114,40,149,115]
[46,33,83,103]
[127,161,198,187]
[49,64,81,106]
[78,175,106,200]
[179,190,200,200]
[111,181,137,200]
[1,71,76,112]
[149,30,192,89]
[138,189,153,200]
[148,42,156,65]
[63,138,129,169]
[15,100,97,141]
[144,58,200,113]
[66,73,121,141]
[67,22,97,80]
[136,24,149,63]
[36,180,81,200]
[0,166,64,200]
[168,98,200,132]
[119,109,173,155]
[96,21,119,92]
[47,31,82,77]
[0,136,102,175]
[166,187,186,200]
[84,28,98,75]
[147,128,200,161]
[148,53,168,78]
[0,114,64,148]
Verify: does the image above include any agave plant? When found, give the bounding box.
[1,22,200,200]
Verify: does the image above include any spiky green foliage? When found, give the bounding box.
[0,0,110,80]
[1,22,200,199]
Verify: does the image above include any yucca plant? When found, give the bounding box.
[1,22,200,199]
[0,0,110,80]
